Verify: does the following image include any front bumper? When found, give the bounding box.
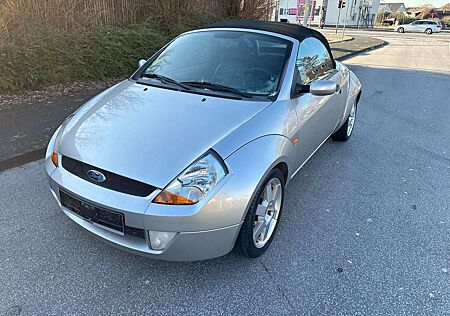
[47,171,242,261]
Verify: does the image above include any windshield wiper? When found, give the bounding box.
[181,81,253,99]
[142,73,192,91]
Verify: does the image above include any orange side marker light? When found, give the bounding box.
[52,152,59,167]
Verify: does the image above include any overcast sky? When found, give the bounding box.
[401,0,448,7]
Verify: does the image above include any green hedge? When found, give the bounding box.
[0,23,170,93]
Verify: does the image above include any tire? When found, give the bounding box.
[397,27,404,33]
[331,101,357,141]
[425,28,432,34]
[235,168,285,258]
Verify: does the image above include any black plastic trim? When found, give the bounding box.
[62,156,156,197]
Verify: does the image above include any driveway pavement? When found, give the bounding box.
[1,33,449,315]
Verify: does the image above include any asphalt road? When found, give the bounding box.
[1,33,449,315]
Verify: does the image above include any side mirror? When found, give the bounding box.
[138,59,147,68]
[309,80,338,96]
[292,83,310,98]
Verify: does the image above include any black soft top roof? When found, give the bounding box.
[203,20,335,66]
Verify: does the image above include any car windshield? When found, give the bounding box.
[140,31,292,97]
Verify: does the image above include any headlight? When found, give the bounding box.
[51,114,75,167]
[153,152,228,205]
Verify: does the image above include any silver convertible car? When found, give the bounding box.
[45,21,362,261]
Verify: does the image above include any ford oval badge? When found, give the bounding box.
[87,170,106,183]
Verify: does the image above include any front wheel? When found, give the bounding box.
[331,101,357,141]
[397,27,404,33]
[235,169,285,258]
[425,28,432,34]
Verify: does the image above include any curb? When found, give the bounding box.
[351,28,394,33]
[0,40,389,173]
[327,37,354,44]
[0,148,46,172]
[335,40,389,61]
[318,26,394,32]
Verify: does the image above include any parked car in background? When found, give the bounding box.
[395,19,442,34]
[45,20,362,261]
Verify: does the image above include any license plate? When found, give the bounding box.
[59,190,124,234]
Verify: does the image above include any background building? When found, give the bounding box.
[378,2,406,15]
[405,6,439,19]
[277,0,380,27]
[378,3,393,14]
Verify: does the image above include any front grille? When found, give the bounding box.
[62,156,156,197]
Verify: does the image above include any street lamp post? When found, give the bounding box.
[342,0,351,40]
[335,0,345,34]
[335,7,341,34]
[303,0,311,26]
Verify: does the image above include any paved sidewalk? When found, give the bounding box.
[0,35,386,171]
[320,26,396,33]
[321,33,353,43]
[329,35,387,60]
[0,93,97,171]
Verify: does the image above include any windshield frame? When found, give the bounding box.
[130,29,294,101]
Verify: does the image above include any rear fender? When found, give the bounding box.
[338,69,362,129]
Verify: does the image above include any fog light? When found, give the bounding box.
[148,231,177,250]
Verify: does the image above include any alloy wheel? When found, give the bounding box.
[253,178,283,248]
[347,102,356,137]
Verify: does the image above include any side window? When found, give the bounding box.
[296,37,334,85]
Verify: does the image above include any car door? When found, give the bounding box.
[416,21,428,32]
[290,37,348,172]
[426,21,437,32]
[414,21,427,33]
[407,21,419,32]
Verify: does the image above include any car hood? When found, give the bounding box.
[59,80,272,188]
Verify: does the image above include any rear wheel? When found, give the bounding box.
[331,101,357,141]
[397,27,404,33]
[425,28,432,34]
[235,169,284,258]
